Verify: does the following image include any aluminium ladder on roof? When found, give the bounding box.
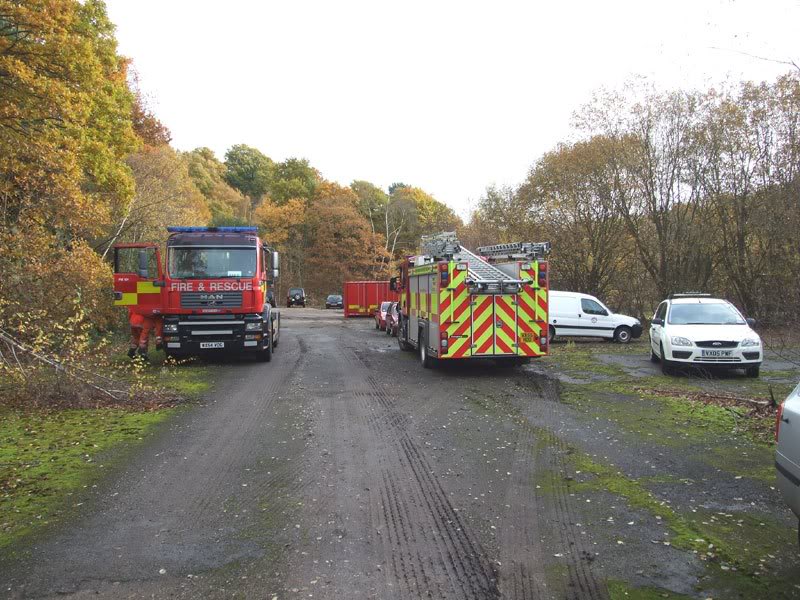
[476,241,551,260]
[453,246,516,283]
[418,231,524,284]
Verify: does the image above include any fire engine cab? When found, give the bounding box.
[391,232,550,368]
[113,226,280,362]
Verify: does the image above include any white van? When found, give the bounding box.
[549,291,642,343]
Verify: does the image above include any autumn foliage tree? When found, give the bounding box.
[0,0,139,340]
[303,183,390,297]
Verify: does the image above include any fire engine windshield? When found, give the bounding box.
[168,247,257,279]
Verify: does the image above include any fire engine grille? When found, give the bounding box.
[180,291,243,308]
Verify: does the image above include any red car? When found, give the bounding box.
[385,302,400,337]
[374,301,392,331]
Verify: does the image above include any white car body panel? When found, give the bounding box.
[777,383,800,520]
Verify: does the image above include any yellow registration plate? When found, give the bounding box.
[520,332,536,343]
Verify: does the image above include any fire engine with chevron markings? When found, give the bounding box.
[390,232,550,368]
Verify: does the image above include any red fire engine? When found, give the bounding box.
[113,226,280,362]
[391,232,550,368]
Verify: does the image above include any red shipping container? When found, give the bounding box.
[343,281,398,317]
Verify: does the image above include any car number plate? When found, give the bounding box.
[520,332,536,343]
[200,342,224,349]
[701,349,731,357]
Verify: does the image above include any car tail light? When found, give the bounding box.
[776,401,785,441]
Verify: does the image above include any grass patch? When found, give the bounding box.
[568,451,798,597]
[547,342,628,378]
[0,407,170,549]
[607,579,693,599]
[0,352,213,550]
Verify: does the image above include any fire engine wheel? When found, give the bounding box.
[420,332,435,369]
[257,337,272,363]
[398,335,412,351]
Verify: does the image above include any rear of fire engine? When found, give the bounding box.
[392,232,550,368]
[113,226,280,362]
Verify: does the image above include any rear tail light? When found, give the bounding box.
[440,263,449,287]
[776,401,785,441]
[538,262,548,286]
[440,331,448,349]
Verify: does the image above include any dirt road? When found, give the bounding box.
[2,309,798,599]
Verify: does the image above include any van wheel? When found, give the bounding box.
[746,366,760,378]
[548,325,556,343]
[614,326,632,344]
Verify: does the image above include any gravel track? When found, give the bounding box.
[0,309,613,599]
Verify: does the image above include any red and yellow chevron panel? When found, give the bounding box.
[494,294,517,355]
[518,261,547,356]
[439,262,471,359]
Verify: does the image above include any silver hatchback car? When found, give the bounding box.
[776,381,800,544]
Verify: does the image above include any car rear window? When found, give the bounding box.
[381,301,391,310]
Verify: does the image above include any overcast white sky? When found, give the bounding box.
[106,0,798,217]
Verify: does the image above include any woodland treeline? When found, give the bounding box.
[0,0,460,360]
[461,75,800,323]
[2,0,798,374]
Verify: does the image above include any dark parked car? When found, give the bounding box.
[375,301,392,331]
[287,287,306,308]
[385,302,400,336]
[325,294,343,309]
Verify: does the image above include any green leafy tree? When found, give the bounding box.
[224,144,274,213]
[271,158,319,203]
[185,147,248,225]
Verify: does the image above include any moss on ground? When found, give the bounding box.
[607,579,693,599]
[567,450,798,597]
[0,408,170,549]
[0,357,213,550]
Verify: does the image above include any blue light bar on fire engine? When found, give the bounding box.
[166,226,258,233]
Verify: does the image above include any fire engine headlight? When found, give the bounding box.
[670,336,693,347]
[163,323,178,333]
[246,321,263,331]
[741,337,760,347]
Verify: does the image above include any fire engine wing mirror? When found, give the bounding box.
[389,277,397,292]
[271,250,280,279]
[138,250,149,278]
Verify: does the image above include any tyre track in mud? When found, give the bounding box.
[1,333,305,599]
[497,416,549,599]
[514,373,608,600]
[341,348,500,600]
